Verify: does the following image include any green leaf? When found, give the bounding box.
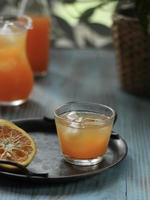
[85,22,111,36]
[61,0,77,3]
[79,7,97,22]
[54,16,75,42]
[85,39,95,48]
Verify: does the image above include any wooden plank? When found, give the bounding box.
[0,49,149,199]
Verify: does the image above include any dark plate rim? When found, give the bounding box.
[0,117,128,182]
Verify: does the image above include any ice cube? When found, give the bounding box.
[65,126,79,135]
[83,117,105,126]
[70,121,82,129]
[66,111,78,121]
[66,111,83,123]
[0,22,13,35]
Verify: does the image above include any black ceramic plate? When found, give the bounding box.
[0,117,128,183]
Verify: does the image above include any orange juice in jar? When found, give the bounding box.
[26,15,50,75]
[0,15,33,106]
[55,102,115,166]
[21,0,51,76]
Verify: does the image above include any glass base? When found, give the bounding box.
[0,99,26,106]
[63,155,103,166]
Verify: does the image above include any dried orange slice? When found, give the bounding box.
[0,119,36,169]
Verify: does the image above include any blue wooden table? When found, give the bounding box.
[0,49,150,200]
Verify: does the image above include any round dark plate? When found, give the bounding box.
[0,117,128,183]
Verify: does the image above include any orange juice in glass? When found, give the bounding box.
[26,15,50,76]
[0,15,33,106]
[54,102,115,166]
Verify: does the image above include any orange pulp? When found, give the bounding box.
[26,16,50,75]
[0,119,36,169]
[56,112,112,159]
[0,33,33,102]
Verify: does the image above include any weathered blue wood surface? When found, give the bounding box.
[0,49,150,200]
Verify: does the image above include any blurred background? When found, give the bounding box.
[0,0,116,49]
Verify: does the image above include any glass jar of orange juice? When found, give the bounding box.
[0,15,33,106]
[19,0,51,76]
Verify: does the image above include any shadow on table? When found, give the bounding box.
[0,99,47,119]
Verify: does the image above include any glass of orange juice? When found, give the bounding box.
[54,102,115,166]
[0,15,33,106]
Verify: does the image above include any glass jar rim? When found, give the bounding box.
[0,15,32,35]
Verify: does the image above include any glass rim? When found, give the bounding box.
[54,101,116,125]
[0,15,32,35]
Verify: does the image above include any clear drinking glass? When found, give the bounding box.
[54,102,115,166]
